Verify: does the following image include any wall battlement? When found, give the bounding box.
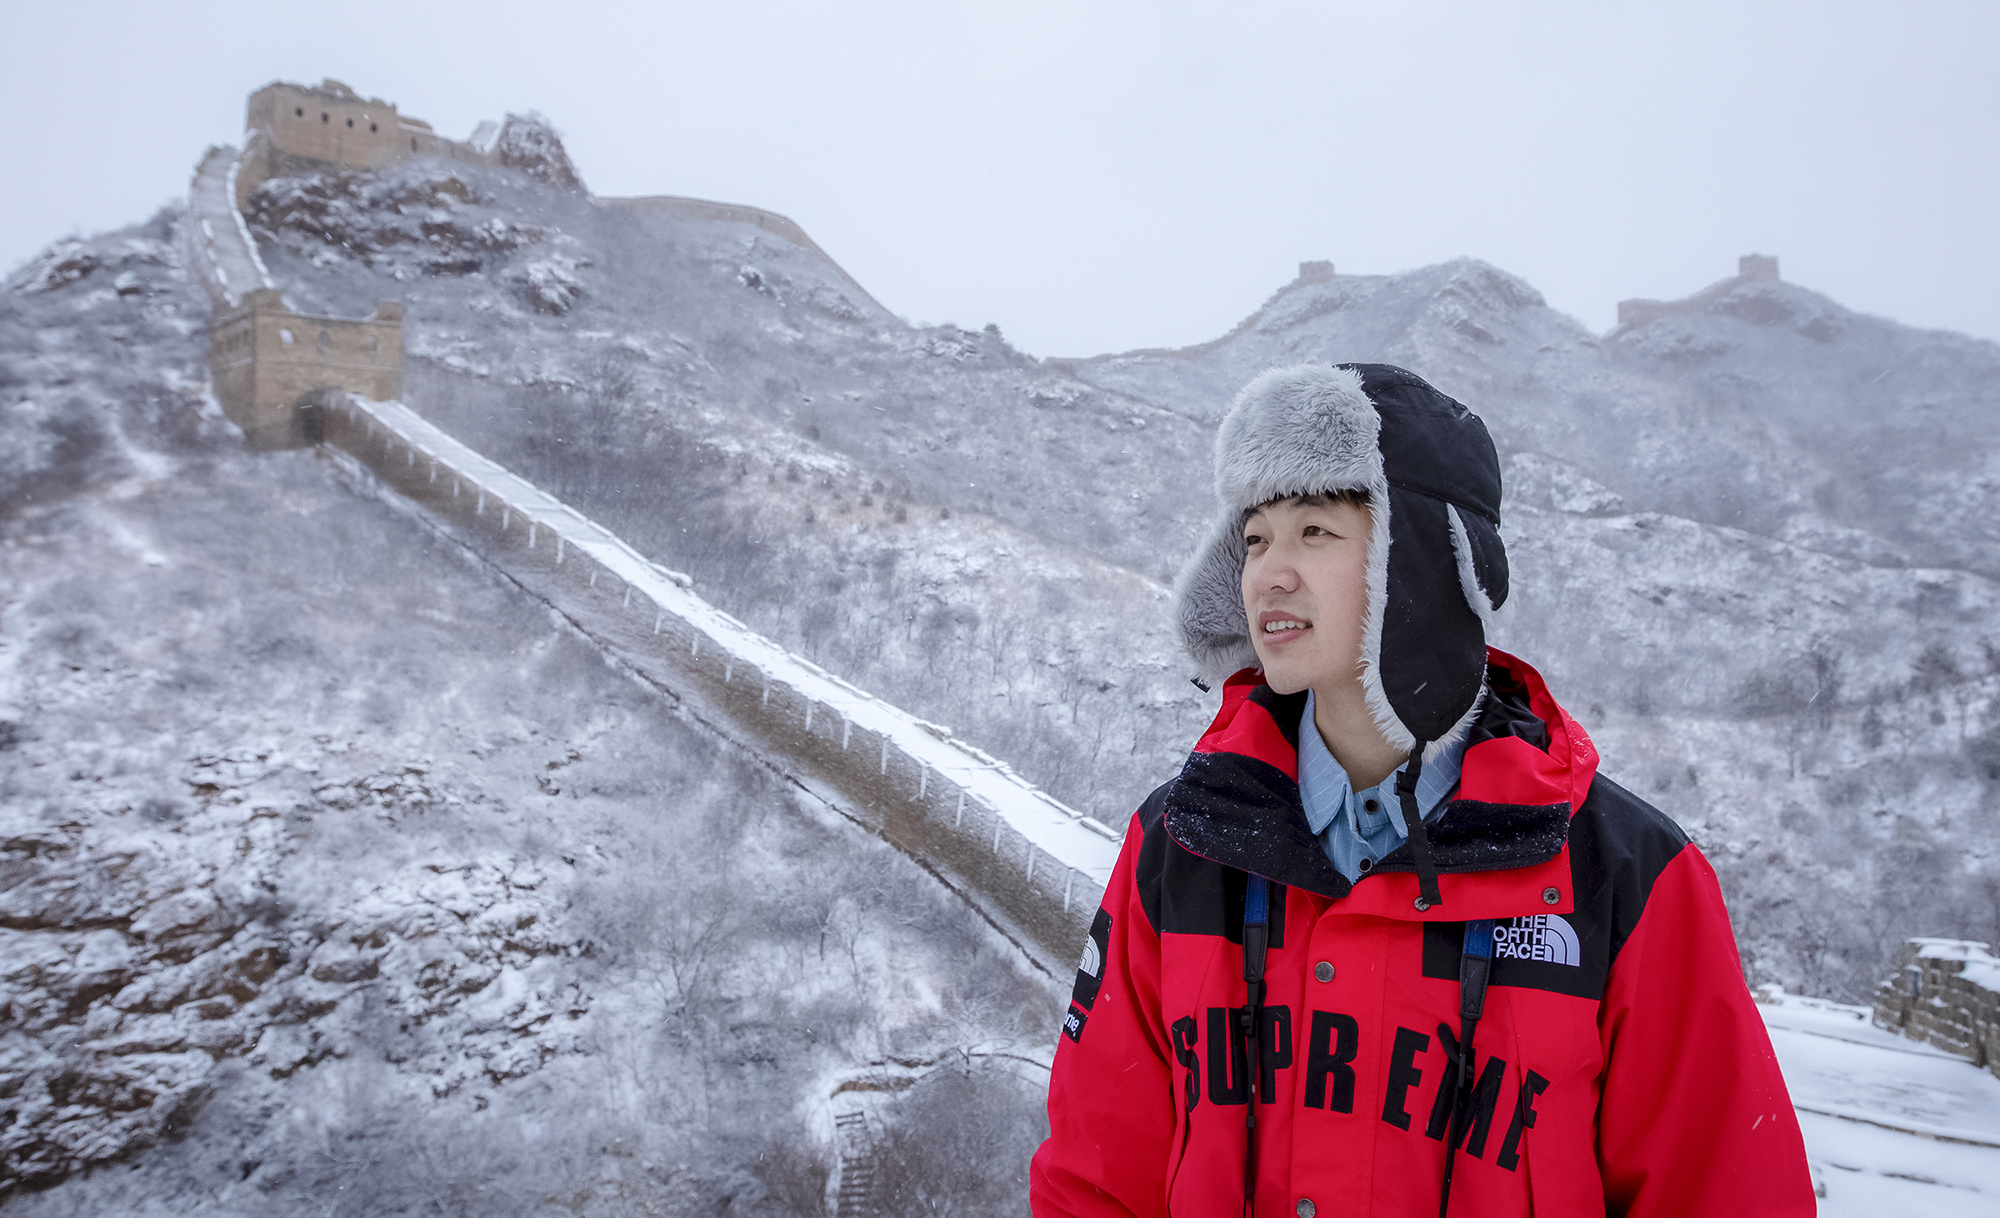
[1874,937,2000,1080]
[318,394,1119,970]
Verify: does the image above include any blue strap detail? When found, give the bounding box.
[1462,918,1495,960]
[1244,874,1269,927]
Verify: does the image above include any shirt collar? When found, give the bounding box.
[1297,689,1464,836]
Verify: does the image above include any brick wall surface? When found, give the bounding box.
[1872,938,2000,1080]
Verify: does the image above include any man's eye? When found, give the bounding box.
[1302,525,1325,537]
[1243,533,1264,547]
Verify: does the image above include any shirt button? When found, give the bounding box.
[1358,857,1373,872]
[1363,798,1379,813]
[1314,961,1335,983]
[1296,1200,1316,1218]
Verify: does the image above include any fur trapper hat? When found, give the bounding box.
[1172,363,1508,759]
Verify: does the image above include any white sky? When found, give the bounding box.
[3,1,1996,358]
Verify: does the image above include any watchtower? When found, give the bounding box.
[209,289,403,449]
[235,79,496,207]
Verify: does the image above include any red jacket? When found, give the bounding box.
[1032,650,1813,1217]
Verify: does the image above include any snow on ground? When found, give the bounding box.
[1759,991,2000,1214]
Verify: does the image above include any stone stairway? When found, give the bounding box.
[833,1109,876,1218]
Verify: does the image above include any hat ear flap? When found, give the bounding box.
[1173,515,1259,687]
[1376,490,1487,747]
[1448,505,1508,619]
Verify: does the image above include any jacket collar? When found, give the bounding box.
[1160,648,1598,919]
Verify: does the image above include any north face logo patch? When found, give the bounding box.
[1064,908,1113,1043]
[1492,915,1580,966]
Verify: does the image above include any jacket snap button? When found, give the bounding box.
[1314,961,1335,983]
[1413,897,1430,912]
[1543,887,1561,905]
[1296,1200,1316,1218]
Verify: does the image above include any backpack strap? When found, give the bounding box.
[1238,874,1270,1217]
[1437,918,1496,1218]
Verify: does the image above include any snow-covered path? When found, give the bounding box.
[1760,993,2000,1214]
[186,144,273,309]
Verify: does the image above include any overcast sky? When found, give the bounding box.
[4,1,1996,358]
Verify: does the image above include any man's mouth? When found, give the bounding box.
[1260,614,1311,637]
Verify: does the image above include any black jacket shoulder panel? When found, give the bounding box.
[1134,779,1175,934]
[1565,773,1693,966]
[1420,772,1693,1001]
[1136,777,1287,949]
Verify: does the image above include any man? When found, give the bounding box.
[1031,364,1813,1217]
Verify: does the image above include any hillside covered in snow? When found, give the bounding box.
[1,206,1052,1212]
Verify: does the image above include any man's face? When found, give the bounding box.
[1240,495,1372,696]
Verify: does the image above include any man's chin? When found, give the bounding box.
[1255,661,1312,696]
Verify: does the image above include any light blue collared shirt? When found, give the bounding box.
[1298,689,1465,883]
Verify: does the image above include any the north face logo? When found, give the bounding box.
[1493,915,1581,966]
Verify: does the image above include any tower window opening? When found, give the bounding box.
[370,121,378,132]
[346,117,354,128]
[317,330,332,352]
[322,112,329,123]
[295,107,303,117]
[411,138,419,151]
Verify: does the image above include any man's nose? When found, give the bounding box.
[1256,553,1300,593]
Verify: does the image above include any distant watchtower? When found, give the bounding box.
[208,289,403,449]
[1737,253,1780,283]
[1615,254,1783,331]
[235,78,497,207]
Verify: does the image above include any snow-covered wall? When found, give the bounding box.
[187,145,275,311]
[319,395,1122,970]
[1874,938,2000,1079]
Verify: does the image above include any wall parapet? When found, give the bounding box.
[319,395,1120,969]
[1873,937,2000,1079]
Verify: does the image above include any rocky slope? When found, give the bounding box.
[1,215,1052,1211]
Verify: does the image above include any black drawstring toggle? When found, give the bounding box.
[1397,740,1445,908]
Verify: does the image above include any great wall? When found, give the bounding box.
[186,78,1118,973]
[185,80,2000,1101]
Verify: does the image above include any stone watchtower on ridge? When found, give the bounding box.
[208,290,403,449]
[198,78,489,448]
[234,78,497,208]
